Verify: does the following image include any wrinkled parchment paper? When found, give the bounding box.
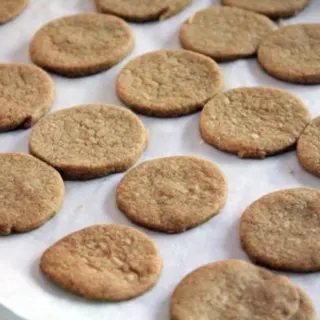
[0,0,320,319]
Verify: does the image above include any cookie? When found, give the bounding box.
[117,156,227,233]
[170,260,300,320]
[29,104,147,180]
[180,7,274,61]
[30,13,134,77]
[258,24,320,84]
[0,63,54,132]
[117,50,223,117]
[222,0,310,19]
[297,117,320,178]
[240,188,320,272]
[291,287,317,320]
[0,153,64,235]
[0,0,28,24]
[40,224,162,301]
[200,87,310,159]
[96,0,191,22]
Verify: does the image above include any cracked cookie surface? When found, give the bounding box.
[0,153,64,235]
[40,224,162,300]
[297,117,320,178]
[200,87,310,158]
[180,7,274,61]
[222,0,309,19]
[117,50,223,117]
[0,0,28,24]
[240,188,320,272]
[96,0,191,22]
[117,156,227,233]
[29,104,148,180]
[258,24,320,84]
[0,63,54,132]
[30,13,134,77]
[171,260,299,320]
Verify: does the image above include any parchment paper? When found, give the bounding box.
[0,0,320,319]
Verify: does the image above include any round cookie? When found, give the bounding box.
[30,13,134,77]
[170,260,300,320]
[117,50,223,117]
[180,7,274,61]
[96,0,191,22]
[116,156,227,233]
[222,0,310,19]
[0,0,28,24]
[297,117,320,178]
[291,287,317,320]
[240,188,320,272]
[0,63,54,132]
[258,24,320,84]
[40,224,162,301]
[0,153,64,235]
[29,104,148,180]
[200,87,310,159]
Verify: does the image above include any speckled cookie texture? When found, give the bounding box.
[0,63,54,132]
[180,7,274,61]
[222,0,310,19]
[240,188,320,272]
[40,224,162,301]
[258,24,320,84]
[29,104,148,180]
[0,0,28,24]
[291,287,317,320]
[0,153,64,235]
[297,117,320,178]
[170,260,300,320]
[200,87,310,159]
[116,156,227,233]
[96,0,191,22]
[30,13,134,77]
[117,50,223,117]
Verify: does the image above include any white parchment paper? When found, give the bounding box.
[0,0,320,319]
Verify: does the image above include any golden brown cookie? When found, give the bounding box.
[116,156,227,233]
[258,24,320,84]
[96,0,191,22]
[40,224,162,301]
[30,13,134,77]
[0,153,64,235]
[29,104,147,180]
[170,260,300,320]
[297,117,320,178]
[291,287,317,320]
[222,0,310,19]
[0,0,28,24]
[180,7,274,61]
[0,63,54,132]
[240,188,320,272]
[117,50,223,117]
[200,87,310,159]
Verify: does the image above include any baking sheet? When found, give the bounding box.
[0,0,320,319]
